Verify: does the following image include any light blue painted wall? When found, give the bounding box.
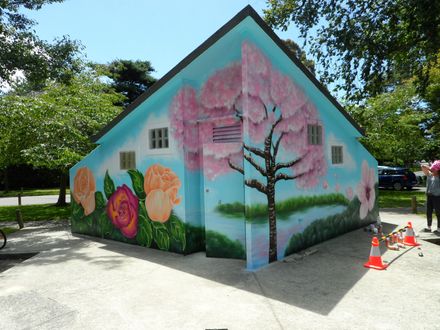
[70,13,378,269]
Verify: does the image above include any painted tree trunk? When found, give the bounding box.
[267,182,277,263]
[265,131,277,263]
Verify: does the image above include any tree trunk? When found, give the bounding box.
[56,171,68,206]
[267,182,277,263]
[3,167,9,192]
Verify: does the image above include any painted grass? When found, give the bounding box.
[0,204,71,222]
[206,230,246,259]
[216,193,349,221]
[285,196,378,255]
[378,190,426,209]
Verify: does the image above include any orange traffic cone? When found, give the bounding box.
[364,237,388,270]
[403,222,420,247]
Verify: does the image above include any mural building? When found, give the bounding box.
[70,6,378,270]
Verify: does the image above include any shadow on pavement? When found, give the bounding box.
[89,221,398,315]
[1,220,401,316]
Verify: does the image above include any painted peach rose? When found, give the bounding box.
[144,164,181,223]
[107,184,138,238]
[73,167,96,216]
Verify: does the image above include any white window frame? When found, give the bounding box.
[331,145,344,164]
[120,151,136,170]
[146,121,173,156]
[307,124,322,145]
[149,127,169,150]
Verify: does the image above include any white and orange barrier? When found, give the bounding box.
[364,222,421,270]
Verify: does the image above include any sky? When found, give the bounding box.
[24,0,303,80]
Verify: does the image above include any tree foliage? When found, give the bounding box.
[0,72,123,170]
[97,59,156,106]
[0,0,83,90]
[0,70,124,202]
[283,39,315,74]
[423,54,440,159]
[348,79,430,165]
[265,0,440,100]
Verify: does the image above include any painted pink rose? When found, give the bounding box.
[73,167,96,216]
[357,161,376,219]
[107,184,139,238]
[144,164,181,223]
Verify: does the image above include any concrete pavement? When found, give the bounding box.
[0,211,439,329]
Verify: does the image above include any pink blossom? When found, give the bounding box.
[322,180,329,189]
[170,87,201,154]
[203,143,243,180]
[270,70,293,105]
[200,62,242,110]
[357,161,376,219]
[242,42,271,79]
[243,95,268,124]
[335,183,341,192]
[247,112,275,143]
[168,41,326,189]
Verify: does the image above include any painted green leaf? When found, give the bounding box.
[154,229,170,251]
[99,212,114,238]
[152,221,170,250]
[169,214,186,251]
[104,170,115,199]
[127,169,146,200]
[71,199,84,220]
[95,191,106,209]
[136,202,153,247]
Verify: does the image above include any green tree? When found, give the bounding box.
[98,60,156,106]
[349,79,430,165]
[283,39,315,74]
[0,71,124,205]
[0,0,82,90]
[423,54,440,159]
[265,0,440,100]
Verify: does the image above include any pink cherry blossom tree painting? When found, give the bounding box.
[169,41,326,263]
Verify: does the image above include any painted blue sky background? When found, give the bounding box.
[24,0,303,80]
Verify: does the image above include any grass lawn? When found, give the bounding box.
[1,227,19,235]
[0,203,71,223]
[0,188,70,198]
[378,189,426,209]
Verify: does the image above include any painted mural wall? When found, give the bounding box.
[70,35,378,269]
[71,164,187,253]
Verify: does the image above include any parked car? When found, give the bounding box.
[378,166,418,190]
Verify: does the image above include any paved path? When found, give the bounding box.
[0,195,71,206]
[0,211,439,329]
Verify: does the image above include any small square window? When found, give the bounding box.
[331,146,343,164]
[307,124,322,145]
[120,151,136,170]
[149,127,169,149]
